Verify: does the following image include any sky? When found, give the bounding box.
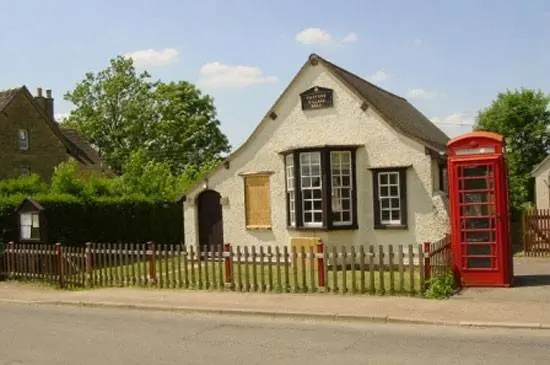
[1,0,549,150]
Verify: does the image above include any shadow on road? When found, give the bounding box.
[513,275,550,287]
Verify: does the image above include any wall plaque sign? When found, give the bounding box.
[300,86,334,110]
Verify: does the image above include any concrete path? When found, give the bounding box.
[2,281,550,330]
[2,303,549,365]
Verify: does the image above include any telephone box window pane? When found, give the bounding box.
[461,192,489,203]
[465,218,491,229]
[467,257,492,268]
[464,231,494,243]
[466,245,492,256]
[462,165,491,177]
[463,178,489,190]
[461,204,492,216]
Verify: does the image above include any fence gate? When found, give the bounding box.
[523,209,550,256]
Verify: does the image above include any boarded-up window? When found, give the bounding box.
[244,174,272,228]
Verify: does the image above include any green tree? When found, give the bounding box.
[64,56,230,174]
[474,88,550,213]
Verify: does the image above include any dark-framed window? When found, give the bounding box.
[284,146,358,230]
[18,129,29,151]
[438,163,448,193]
[371,167,408,229]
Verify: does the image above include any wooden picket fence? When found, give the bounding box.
[422,234,452,281]
[0,240,452,296]
[523,209,550,256]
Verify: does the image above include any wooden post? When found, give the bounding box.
[85,242,92,288]
[6,241,14,280]
[147,241,156,283]
[423,242,431,285]
[224,243,233,283]
[55,243,65,288]
[316,240,325,289]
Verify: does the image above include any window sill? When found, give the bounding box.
[246,225,272,230]
[287,224,358,231]
[374,224,408,230]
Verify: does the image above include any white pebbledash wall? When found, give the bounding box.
[183,61,449,251]
[534,160,550,209]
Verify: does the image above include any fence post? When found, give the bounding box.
[422,242,431,285]
[224,243,232,283]
[316,240,325,289]
[6,241,14,280]
[56,243,65,288]
[85,242,92,288]
[147,241,156,283]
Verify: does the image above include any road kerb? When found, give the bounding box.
[2,298,549,330]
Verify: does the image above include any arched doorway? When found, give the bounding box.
[197,190,224,255]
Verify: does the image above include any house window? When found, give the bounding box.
[20,212,40,240]
[300,152,323,227]
[20,166,31,177]
[372,167,408,229]
[285,154,296,226]
[438,164,448,193]
[330,151,353,225]
[18,129,29,151]
[284,147,357,230]
[244,174,272,228]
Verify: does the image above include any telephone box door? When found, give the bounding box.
[451,158,505,286]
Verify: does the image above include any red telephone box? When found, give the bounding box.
[447,131,513,287]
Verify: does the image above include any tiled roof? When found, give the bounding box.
[315,54,450,152]
[0,87,22,111]
[60,128,101,165]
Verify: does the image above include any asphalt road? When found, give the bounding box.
[0,303,549,365]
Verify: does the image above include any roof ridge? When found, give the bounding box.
[311,54,406,101]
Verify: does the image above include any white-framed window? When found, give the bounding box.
[330,151,353,225]
[300,152,323,227]
[20,212,40,240]
[372,168,408,228]
[285,154,296,226]
[378,171,401,224]
[18,129,29,151]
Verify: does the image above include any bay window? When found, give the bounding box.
[284,146,358,229]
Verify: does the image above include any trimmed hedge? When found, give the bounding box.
[0,194,183,245]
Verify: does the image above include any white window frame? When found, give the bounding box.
[20,212,40,240]
[378,171,402,225]
[285,154,296,227]
[18,129,29,151]
[330,151,353,226]
[299,151,323,227]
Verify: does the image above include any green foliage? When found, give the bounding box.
[0,174,48,196]
[424,272,456,299]
[63,56,230,174]
[474,88,550,214]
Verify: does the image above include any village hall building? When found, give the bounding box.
[181,54,450,253]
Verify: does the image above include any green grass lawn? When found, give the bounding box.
[85,256,423,295]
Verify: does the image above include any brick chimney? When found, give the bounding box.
[34,87,54,120]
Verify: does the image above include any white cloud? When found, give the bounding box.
[431,113,475,126]
[198,62,278,89]
[341,32,358,44]
[413,38,422,46]
[123,48,179,68]
[295,28,358,46]
[295,28,333,45]
[369,70,391,83]
[407,88,439,99]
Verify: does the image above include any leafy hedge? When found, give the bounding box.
[0,193,183,245]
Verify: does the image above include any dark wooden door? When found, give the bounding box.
[197,190,224,256]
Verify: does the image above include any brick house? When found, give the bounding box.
[0,86,105,180]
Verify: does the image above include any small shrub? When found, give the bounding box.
[424,272,456,299]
